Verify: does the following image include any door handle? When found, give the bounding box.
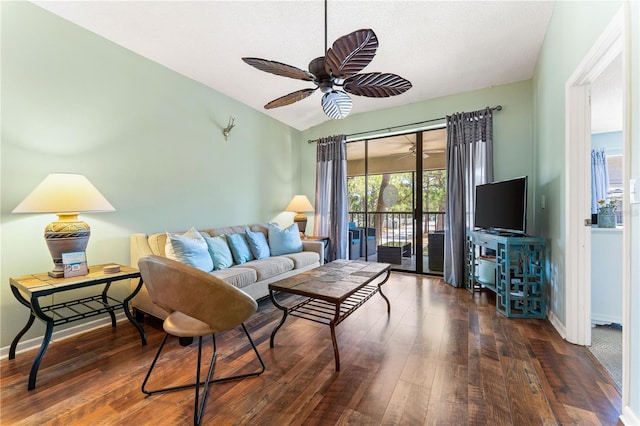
[584,218,592,226]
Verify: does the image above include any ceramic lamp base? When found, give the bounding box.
[44,214,91,278]
[293,213,307,235]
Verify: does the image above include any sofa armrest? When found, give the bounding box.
[302,240,324,264]
[130,233,154,268]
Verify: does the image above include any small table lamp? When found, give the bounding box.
[285,195,314,236]
[12,173,115,278]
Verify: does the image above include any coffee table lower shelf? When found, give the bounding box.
[281,282,386,327]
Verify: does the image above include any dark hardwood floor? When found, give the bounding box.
[1,273,622,425]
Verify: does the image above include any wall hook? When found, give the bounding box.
[222,116,236,141]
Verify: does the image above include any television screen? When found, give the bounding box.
[474,176,528,235]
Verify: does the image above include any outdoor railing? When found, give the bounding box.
[348,211,445,254]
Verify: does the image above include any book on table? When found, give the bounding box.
[62,251,88,278]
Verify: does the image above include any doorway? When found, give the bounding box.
[589,51,623,388]
[346,128,446,274]
[565,5,627,392]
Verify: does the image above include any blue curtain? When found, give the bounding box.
[314,135,348,261]
[444,108,494,287]
[591,149,609,214]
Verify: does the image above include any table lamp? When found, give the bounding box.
[285,195,314,236]
[12,173,115,278]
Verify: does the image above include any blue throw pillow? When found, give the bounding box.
[203,235,233,270]
[268,223,303,256]
[245,228,271,259]
[165,228,213,272]
[226,233,255,264]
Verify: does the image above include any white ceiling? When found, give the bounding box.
[33,0,555,131]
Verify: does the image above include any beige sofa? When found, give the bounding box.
[130,223,323,320]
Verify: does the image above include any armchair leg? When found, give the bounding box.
[194,336,216,425]
[142,324,265,398]
[142,334,217,396]
[209,323,265,384]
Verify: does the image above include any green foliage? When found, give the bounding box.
[348,169,446,213]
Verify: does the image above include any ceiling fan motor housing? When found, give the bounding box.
[309,57,333,93]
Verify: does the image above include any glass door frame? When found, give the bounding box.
[348,131,426,274]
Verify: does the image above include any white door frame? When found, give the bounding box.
[565,8,624,346]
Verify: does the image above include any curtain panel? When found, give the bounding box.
[314,135,348,261]
[444,107,494,287]
[591,149,609,214]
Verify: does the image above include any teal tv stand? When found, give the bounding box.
[466,230,546,318]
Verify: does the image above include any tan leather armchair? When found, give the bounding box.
[138,255,265,425]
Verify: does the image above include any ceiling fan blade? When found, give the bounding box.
[325,29,378,79]
[242,57,314,81]
[343,73,412,97]
[264,88,317,109]
[321,90,352,119]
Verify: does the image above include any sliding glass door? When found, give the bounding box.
[346,128,446,275]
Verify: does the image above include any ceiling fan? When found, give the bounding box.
[401,142,445,159]
[242,0,412,120]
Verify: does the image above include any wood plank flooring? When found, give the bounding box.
[1,273,622,425]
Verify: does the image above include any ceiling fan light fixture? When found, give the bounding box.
[322,90,352,119]
[242,0,411,120]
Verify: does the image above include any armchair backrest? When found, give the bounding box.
[138,255,258,333]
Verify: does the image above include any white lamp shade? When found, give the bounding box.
[12,173,115,214]
[285,195,314,213]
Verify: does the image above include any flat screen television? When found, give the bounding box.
[474,176,528,235]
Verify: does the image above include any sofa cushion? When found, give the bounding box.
[268,223,303,256]
[209,267,257,289]
[226,233,255,264]
[242,257,294,281]
[245,228,271,259]
[281,251,321,269]
[165,227,213,272]
[203,235,233,270]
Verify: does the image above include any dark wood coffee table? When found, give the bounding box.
[268,259,391,371]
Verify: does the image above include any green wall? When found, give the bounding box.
[0,2,301,348]
[532,0,622,324]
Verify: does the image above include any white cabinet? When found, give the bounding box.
[591,227,623,325]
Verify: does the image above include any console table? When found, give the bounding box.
[305,235,330,263]
[467,230,546,318]
[9,264,146,390]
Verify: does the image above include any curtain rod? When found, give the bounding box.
[307,105,502,144]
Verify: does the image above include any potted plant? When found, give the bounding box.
[597,199,617,228]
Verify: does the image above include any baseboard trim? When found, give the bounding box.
[591,313,623,326]
[620,405,640,425]
[548,310,567,340]
[0,313,127,360]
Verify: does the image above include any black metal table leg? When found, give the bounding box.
[9,286,36,360]
[28,298,54,391]
[102,282,117,327]
[377,269,392,313]
[123,277,147,345]
[268,290,288,348]
[9,313,35,360]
